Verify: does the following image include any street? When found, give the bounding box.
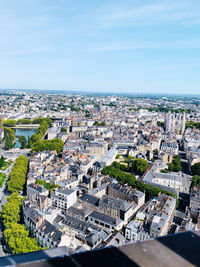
[0,163,14,257]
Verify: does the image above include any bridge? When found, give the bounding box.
[11,124,40,129]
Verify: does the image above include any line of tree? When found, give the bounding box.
[3,119,16,127]
[146,107,193,113]
[29,118,64,154]
[16,119,32,125]
[1,192,42,254]
[101,165,177,202]
[31,138,64,154]
[30,120,49,144]
[7,156,28,193]
[4,128,15,150]
[3,117,52,127]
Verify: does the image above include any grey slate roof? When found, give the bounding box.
[99,195,132,212]
[89,211,123,226]
[79,193,100,206]
[38,220,62,243]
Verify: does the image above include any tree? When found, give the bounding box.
[191,163,200,176]
[31,138,64,154]
[5,135,13,150]
[101,165,177,201]
[168,155,182,172]
[116,154,120,159]
[3,119,16,127]
[0,156,6,168]
[168,163,174,172]
[18,136,27,149]
[4,224,42,254]
[32,117,52,125]
[157,121,164,127]
[61,128,68,133]
[27,136,32,148]
[4,127,15,142]
[7,156,28,193]
[191,175,200,187]
[1,202,21,228]
[153,149,158,156]
[132,158,148,175]
[17,119,32,125]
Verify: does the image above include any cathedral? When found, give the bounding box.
[165,111,186,135]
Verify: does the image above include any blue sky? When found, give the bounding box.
[0,0,200,94]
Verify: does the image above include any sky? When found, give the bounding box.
[0,0,200,94]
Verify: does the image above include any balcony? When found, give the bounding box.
[0,231,200,266]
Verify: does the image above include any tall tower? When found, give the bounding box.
[181,113,186,135]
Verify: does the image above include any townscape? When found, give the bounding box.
[0,90,200,255]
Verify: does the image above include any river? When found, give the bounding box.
[14,128,36,148]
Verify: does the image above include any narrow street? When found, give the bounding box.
[178,150,190,175]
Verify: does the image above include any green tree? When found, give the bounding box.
[101,165,177,201]
[17,119,32,125]
[5,135,13,150]
[18,136,27,149]
[7,156,28,193]
[0,156,6,168]
[61,128,68,133]
[32,117,52,125]
[1,202,21,228]
[3,119,16,127]
[27,136,32,148]
[168,155,182,172]
[191,163,200,176]
[31,138,64,154]
[191,175,200,187]
[153,149,158,156]
[4,224,42,254]
[132,158,148,175]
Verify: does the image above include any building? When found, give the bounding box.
[98,195,133,224]
[51,188,77,210]
[93,148,117,172]
[165,112,185,135]
[27,183,49,199]
[125,220,150,243]
[160,142,179,155]
[47,127,60,139]
[143,162,191,194]
[108,183,145,209]
[85,141,108,157]
[190,186,200,218]
[88,210,124,231]
[149,194,176,237]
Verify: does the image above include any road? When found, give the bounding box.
[178,150,190,175]
[0,163,14,257]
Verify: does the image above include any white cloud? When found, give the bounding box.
[97,1,200,28]
[87,39,200,52]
